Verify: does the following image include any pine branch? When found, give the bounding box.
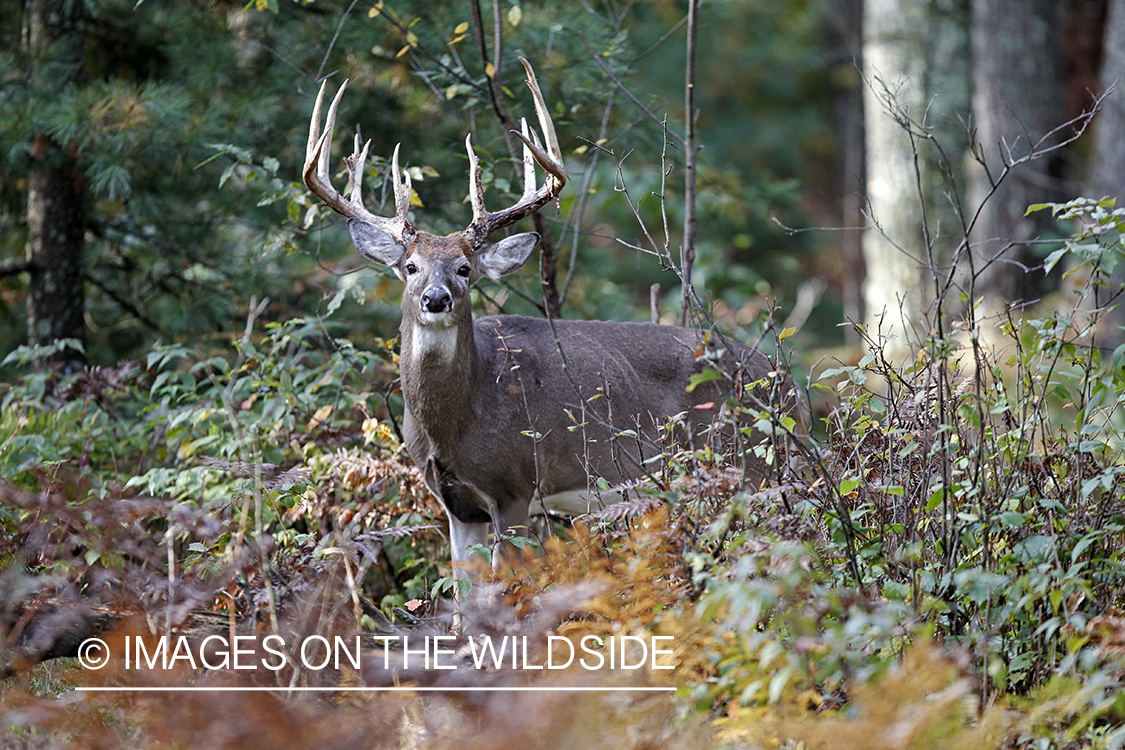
[0,260,32,279]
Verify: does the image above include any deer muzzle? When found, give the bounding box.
[420,287,453,314]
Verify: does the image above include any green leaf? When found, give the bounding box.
[1043,247,1069,275]
[686,367,721,393]
[326,288,347,315]
[999,511,1026,528]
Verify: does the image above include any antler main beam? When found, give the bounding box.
[303,79,413,243]
[302,58,565,251]
[463,57,568,249]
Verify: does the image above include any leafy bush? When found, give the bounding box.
[0,305,448,620]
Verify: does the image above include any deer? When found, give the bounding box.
[303,59,804,582]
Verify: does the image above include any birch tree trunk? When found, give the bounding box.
[861,0,970,356]
[862,0,927,349]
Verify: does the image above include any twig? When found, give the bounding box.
[316,0,359,82]
[576,30,685,146]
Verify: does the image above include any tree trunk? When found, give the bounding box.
[828,0,865,350]
[680,0,698,327]
[1089,0,1124,201]
[1086,0,1125,349]
[861,0,970,357]
[967,0,1065,316]
[26,143,85,356]
[24,0,87,364]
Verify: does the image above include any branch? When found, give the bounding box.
[0,260,32,279]
[468,0,520,156]
[87,274,163,333]
[375,7,485,95]
[576,30,685,147]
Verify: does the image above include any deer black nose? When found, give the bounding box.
[421,288,453,313]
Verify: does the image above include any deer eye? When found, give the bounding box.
[457,265,471,278]
[405,263,418,275]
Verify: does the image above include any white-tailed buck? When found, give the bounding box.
[304,59,803,578]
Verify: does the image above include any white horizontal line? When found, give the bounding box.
[75,686,675,693]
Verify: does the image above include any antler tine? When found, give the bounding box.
[462,58,568,249]
[390,145,413,228]
[518,118,537,202]
[305,80,328,171]
[347,132,371,208]
[466,134,488,227]
[302,79,413,242]
[516,56,565,180]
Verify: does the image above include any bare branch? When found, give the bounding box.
[576,30,685,147]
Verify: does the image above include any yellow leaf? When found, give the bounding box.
[450,34,466,45]
[396,44,411,58]
[485,62,496,78]
[307,404,333,431]
[507,5,522,26]
[454,21,469,34]
[446,84,459,100]
[409,189,424,208]
[779,326,797,342]
[367,2,382,17]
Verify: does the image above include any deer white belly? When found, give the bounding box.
[535,489,620,517]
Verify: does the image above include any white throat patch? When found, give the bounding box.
[412,320,458,361]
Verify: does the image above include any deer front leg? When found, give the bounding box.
[448,517,490,581]
[425,457,492,581]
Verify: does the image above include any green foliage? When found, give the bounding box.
[1,225,1123,743]
[0,303,449,612]
[2,0,841,367]
[805,197,1124,706]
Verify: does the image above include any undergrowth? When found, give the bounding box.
[0,197,1123,748]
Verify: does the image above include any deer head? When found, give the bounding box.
[303,57,566,330]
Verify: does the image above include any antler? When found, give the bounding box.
[463,57,568,249]
[303,79,414,243]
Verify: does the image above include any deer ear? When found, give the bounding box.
[476,232,540,280]
[348,219,406,269]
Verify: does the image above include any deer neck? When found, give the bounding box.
[398,311,480,450]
